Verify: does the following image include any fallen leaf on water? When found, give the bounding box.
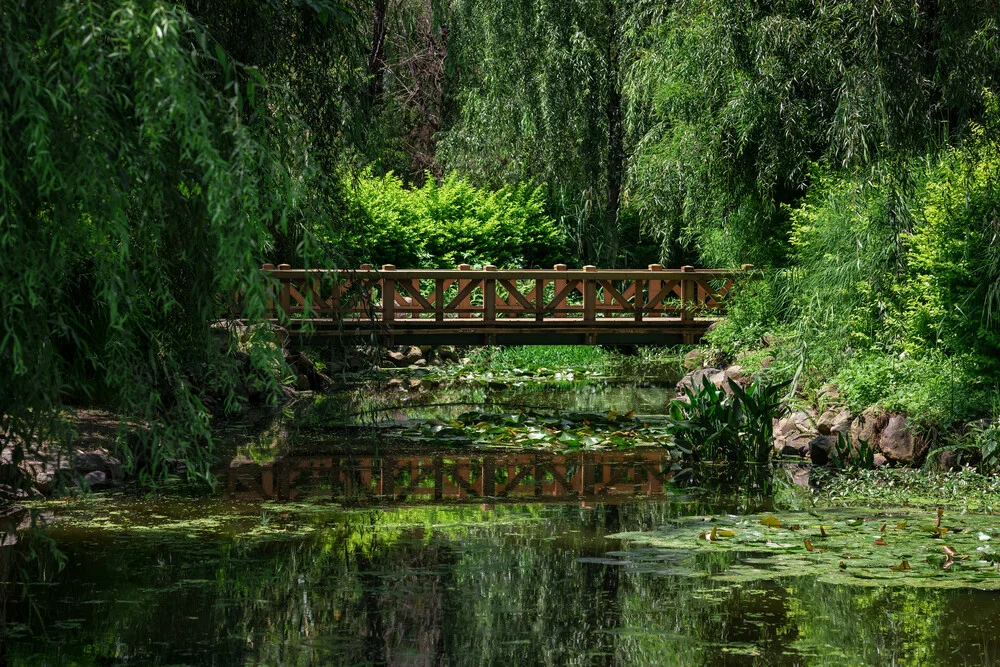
[880,522,887,533]
[874,539,888,547]
[896,522,908,530]
[760,516,781,529]
[717,529,736,538]
[890,560,912,572]
[804,539,814,552]
[818,525,829,538]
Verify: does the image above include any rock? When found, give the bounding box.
[459,357,472,365]
[851,407,886,446]
[33,471,56,495]
[759,356,775,370]
[682,349,704,371]
[407,378,423,391]
[386,350,407,366]
[387,378,405,390]
[430,357,443,367]
[829,408,853,434]
[437,347,460,363]
[83,470,108,488]
[405,346,424,364]
[808,435,836,465]
[873,453,889,468]
[295,374,310,391]
[724,365,745,384]
[412,358,427,367]
[676,368,722,394]
[772,413,815,457]
[878,414,917,464]
[73,451,109,474]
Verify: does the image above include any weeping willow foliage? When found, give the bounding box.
[441,0,662,265]
[625,0,1000,266]
[0,1,318,483]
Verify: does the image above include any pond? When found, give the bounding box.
[4,374,1000,665]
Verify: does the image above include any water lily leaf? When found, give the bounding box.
[890,560,912,572]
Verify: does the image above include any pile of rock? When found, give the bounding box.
[382,345,461,368]
[675,359,925,467]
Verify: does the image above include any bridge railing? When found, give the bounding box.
[259,263,750,325]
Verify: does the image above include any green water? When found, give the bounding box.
[5,379,1000,665]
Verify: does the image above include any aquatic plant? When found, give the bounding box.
[395,410,674,450]
[611,507,1000,591]
[666,377,787,463]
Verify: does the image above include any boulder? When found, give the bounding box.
[878,414,917,464]
[83,470,108,488]
[437,347,460,363]
[873,453,889,468]
[405,346,424,364]
[851,407,886,447]
[676,368,722,394]
[723,365,745,385]
[73,451,110,474]
[407,378,423,392]
[386,350,407,366]
[808,435,836,466]
[387,378,405,390]
[412,358,427,368]
[772,412,816,457]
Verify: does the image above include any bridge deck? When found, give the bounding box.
[255,263,747,345]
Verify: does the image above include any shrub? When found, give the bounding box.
[667,377,787,464]
[329,171,570,268]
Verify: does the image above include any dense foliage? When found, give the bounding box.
[332,171,569,268]
[4,0,1000,481]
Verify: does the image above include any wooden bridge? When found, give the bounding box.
[226,449,677,506]
[259,263,748,345]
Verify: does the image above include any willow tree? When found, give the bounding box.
[0,1,336,484]
[624,0,1000,266]
[439,0,655,266]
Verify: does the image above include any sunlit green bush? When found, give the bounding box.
[328,171,570,268]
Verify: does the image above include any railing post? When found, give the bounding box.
[457,264,471,319]
[680,266,695,341]
[277,263,291,318]
[583,265,597,323]
[435,276,444,323]
[381,264,395,323]
[647,264,662,318]
[634,272,644,324]
[358,264,373,319]
[484,265,496,325]
[553,264,567,318]
[261,263,275,319]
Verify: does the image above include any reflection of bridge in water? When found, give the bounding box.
[227,449,677,505]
